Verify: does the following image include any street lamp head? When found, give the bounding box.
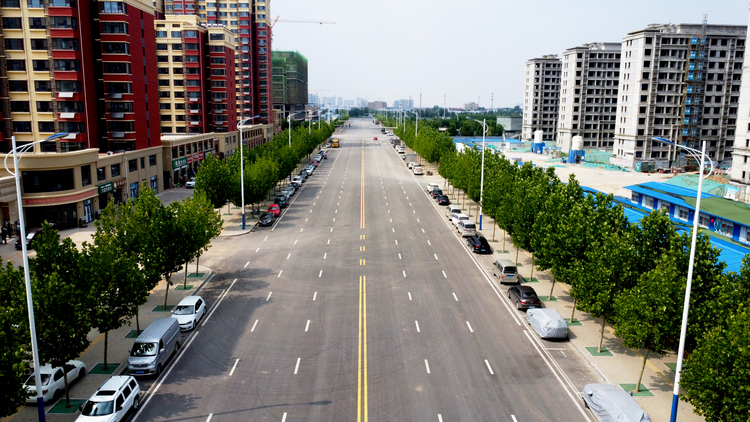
[44,132,69,141]
[652,136,674,146]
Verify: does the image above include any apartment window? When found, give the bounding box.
[0,0,21,6]
[27,0,42,7]
[106,82,132,94]
[210,45,225,52]
[128,159,137,172]
[36,101,52,113]
[9,81,28,91]
[171,43,182,50]
[106,102,133,112]
[211,69,226,75]
[32,60,49,71]
[10,101,30,112]
[156,31,167,38]
[51,17,77,29]
[644,196,654,209]
[677,207,689,221]
[54,59,80,71]
[59,101,82,112]
[103,62,131,73]
[30,39,47,50]
[171,31,181,38]
[172,55,183,62]
[156,43,168,50]
[2,17,22,28]
[102,42,128,54]
[4,39,24,50]
[99,1,126,13]
[6,60,25,71]
[631,192,639,203]
[51,38,79,50]
[698,214,710,228]
[12,121,32,132]
[211,81,226,87]
[36,81,52,91]
[149,155,157,166]
[100,21,127,34]
[159,91,170,98]
[49,0,75,6]
[185,43,199,50]
[185,30,198,37]
[56,80,81,92]
[38,122,54,132]
[185,55,199,62]
[111,164,121,177]
[97,167,106,181]
[210,57,225,64]
[108,121,134,132]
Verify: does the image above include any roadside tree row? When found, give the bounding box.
[1,185,221,413]
[436,147,748,421]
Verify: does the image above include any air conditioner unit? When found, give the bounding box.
[107,151,113,155]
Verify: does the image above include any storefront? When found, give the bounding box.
[172,156,188,187]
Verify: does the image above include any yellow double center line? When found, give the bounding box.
[357,139,368,422]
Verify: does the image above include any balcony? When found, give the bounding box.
[111,132,125,138]
[110,112,125,119]
[109,93,123,99]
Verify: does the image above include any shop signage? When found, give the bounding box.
[98,182,113,195]
[24,188,97,206]
[172,157,188,169]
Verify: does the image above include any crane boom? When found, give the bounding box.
[271,16,335,28]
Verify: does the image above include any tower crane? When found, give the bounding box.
[271,16,335,29]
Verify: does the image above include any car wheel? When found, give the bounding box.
[516,301,521,310]
[156,364,162,376]
[175,341,181,353]
[77,367,86,381]
[52,387,62,401]
[507,291,511,299]
[133,395,140,410]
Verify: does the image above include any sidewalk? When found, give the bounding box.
[408,145,703,422]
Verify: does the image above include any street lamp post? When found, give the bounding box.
[653,137,713,422]
[238,115,260,230]
[468,117,487,230]
[4,132,68,422]
[288,111,305,147]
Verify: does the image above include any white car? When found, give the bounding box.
[171,295,207,331]
[291,175,304,187]
[452,213,470,227]
[77,376,140,422]
[24,360,87,403]
[185,178,195,188]
[397,147,405,154]
[426,183,440,193]
[407,162,415,169]
[413,166,423,175]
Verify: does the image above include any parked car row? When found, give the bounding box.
[264,147,328,224]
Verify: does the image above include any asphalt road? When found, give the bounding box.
[131,118,600,422]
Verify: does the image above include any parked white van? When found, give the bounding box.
[457,219,477,237]
[127,318,180,376]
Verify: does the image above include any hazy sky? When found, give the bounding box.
[272,0,749,109]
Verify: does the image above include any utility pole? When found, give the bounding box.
[491,93,494,112]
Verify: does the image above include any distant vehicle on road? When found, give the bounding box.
[331,139,340,148]
[185,178,195,188]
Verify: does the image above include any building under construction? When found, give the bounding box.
[272,51,309,116]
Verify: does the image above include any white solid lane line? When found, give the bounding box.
[427,240,431,245]
[266,291,272,301]
[485,359,495,375]
[250,319,258,332]
[424,359,431,374]
[466,321,474,333]
[511,416,518,422]
[255,248,259,252]
[229,359,239,376]
[415,321,420,332]
[324,252,327,259]
[305,320,311,332]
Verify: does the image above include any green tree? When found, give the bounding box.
[614,249,684,393]
[680,309,750,421]
[160,202,187,309]
[0,261,29,416]
[195,154,232,212]
[82,215,145,370]
[29,223,90,407]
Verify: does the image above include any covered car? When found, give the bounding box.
[526,308,568,339]
[582,383,651,422]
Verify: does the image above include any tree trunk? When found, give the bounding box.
[598,315,607,353]
[227,203,231,214]
[636,349,649,393]
[529,253,535,281]
[515,247,519,266]
[63,369,71,407]
[103,331,109,370]
[570,298,577,322]
[183,263,188,288]
[195,256,200,275]
[163,275,171,309]
[136,309,140,333]
[492,220,497,242]
[503,230,506,252]
[549,274,556,301]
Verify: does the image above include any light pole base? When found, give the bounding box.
[670,394,679,422]
[479,214,483,231]
[241,213,246,230]
[36,397,46,422]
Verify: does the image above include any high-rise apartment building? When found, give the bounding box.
[155,15,237,135]
[558,43,621,150]
[610,22,746,170]
[522,55,561,141]
[0,0,165,228]
[272,50,308,115]
[162,0,273,124]
[393,99,413,109]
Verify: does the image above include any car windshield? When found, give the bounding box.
[25,373,51,385]
[173,305,194,315]
[81,400,114,416]
[522,292,538,299]
[131,342,158,357]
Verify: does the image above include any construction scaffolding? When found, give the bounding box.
[272,51,309,112]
